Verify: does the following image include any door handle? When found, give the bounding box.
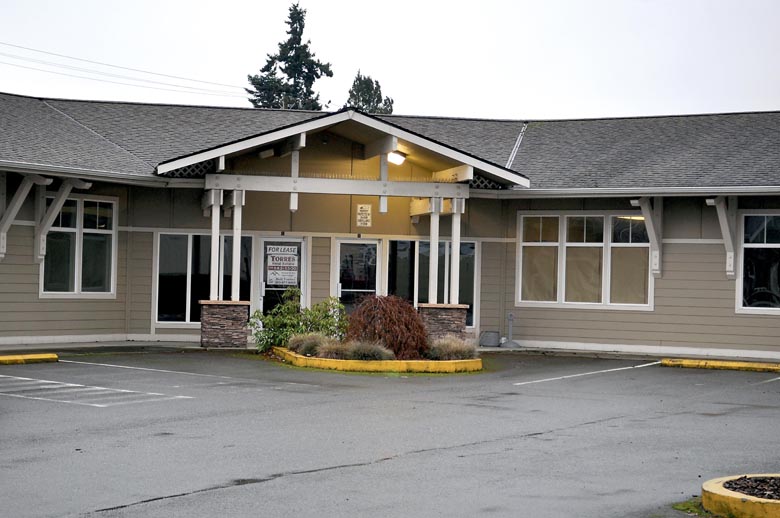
[261,281,266,296]
[337,283,342,297]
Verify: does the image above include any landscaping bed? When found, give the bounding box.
[724,476,780,500]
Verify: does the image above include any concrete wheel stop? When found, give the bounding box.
[702,474,780,518]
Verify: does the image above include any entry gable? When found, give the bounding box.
[155,109,529,188]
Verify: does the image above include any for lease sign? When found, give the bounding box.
[266,245,298,286]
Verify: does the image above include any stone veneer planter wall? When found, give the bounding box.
[200,301,251,348]
[417,303,469,340]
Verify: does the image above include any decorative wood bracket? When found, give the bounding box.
[433,165,473,183]
[0,174,52,260]
[201,188,223,217]
[631,197,663,278]
[35,178,91,262]
[706,196,737,279]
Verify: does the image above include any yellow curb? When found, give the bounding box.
[272,347,482,373]
[702,475,780,518]
[0,353,59,365]
[661,358,780,372]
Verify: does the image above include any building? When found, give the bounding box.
[1,91,779,360]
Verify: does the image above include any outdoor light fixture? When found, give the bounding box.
[387,151,406,165]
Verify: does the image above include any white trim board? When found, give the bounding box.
[0,333,201,346]
[509,340,780,362]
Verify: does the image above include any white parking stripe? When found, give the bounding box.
[512,361,662,386]
[0,374,192,407]
[756,375,780,385]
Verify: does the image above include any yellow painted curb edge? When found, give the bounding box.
[0,353,59,365]
[661,358,780,373]
[702,474,780,518]
[272,347,482,373]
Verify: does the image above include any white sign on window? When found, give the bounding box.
[266,245,299,286]
[356,204,372,227]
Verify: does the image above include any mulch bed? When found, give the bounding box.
[723,476,780,500]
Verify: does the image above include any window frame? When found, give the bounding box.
[384,238,479,328]
[155,232,258,326]
[516,211,654,311]
[736,210,780,315]
[38,194,118,299]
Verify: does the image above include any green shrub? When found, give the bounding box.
[301,296,348,341]
[427,335,478,360]
[287,332,331,356]
[316,340,352,360]
[347,295,429,360]
[347,341,395,361]
[249,288,304,352]
[249,288,348,353]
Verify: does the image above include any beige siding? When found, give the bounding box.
[0,225,128,337]
[479,242,506,331]
[310,237,331,304]
[127,232,153,334]
[500,243,780,352]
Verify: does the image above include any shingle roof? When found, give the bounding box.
[2,91,780,190]
[0,92,151,177]
[513,112,780,189]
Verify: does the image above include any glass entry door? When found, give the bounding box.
[337,241,379,312]
[260,240,303,315]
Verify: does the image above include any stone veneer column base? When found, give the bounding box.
[417,303,469,340]
[200,301,251,348]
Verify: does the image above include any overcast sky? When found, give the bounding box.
[1,0,779,120]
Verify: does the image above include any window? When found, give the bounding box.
[157,234,253,323]
[518,213,651,308]
[741,215,780,309]
[42,197,116,296]
[387,240,477,326]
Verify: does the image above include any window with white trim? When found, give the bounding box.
[156,233,252,323]
[518,213,651,307]
[42,198,116,295]
[741,215,780,309]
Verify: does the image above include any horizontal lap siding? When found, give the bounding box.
[0,226,129,336]
[480,242,506,331]
[128,232,153,334]
[502,243,780,352]
[310,237,331,304]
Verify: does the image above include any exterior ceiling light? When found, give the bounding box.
[387,151,406,165]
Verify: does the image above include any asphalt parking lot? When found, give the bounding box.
[1,351,779,518]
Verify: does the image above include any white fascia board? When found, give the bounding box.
[205,174,468,199]
[473,185,780,199]
[0,160,165,187]
[349,112,529,187]
[156,112,353,175]
[156,110,528,188]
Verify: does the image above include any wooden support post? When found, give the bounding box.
[631,197,663,278]
[379,153,388,213]
[229,190,245,301]
[428,197,442,304]
[290,149,299,212]
[204,189,223,300]
[449,198,465,304]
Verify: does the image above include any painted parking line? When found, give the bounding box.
[512,361,662,386]
[756,375,780,385]
[58,359,318,387]
[0,374,192,408]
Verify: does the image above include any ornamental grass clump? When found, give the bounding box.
[346,341,395,361]
[287,332,331,357]
[316,340,352,360]
[346,295,429,360]
[427,335,478,360]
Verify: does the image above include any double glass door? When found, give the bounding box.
[259,240,303,315]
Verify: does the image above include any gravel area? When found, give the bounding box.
[723,476,780,500]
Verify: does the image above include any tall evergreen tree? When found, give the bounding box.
[343,70,394,114]
[246,3,333,110]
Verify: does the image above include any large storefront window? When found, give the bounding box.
[157,234,254,323]
[42,197,116,296]
[742,215,780,309]
[518,213,651,308]
[387,240,477,326]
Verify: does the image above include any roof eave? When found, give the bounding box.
[471,186,780,199]
[0,160,166,187]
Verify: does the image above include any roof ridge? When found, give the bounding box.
[42,99,154,169]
